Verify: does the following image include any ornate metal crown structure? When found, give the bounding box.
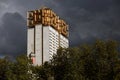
[27,7,68,37]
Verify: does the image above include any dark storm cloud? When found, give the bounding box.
[51,0,120,46]
[0,12,26,57]
[0,0,120,56]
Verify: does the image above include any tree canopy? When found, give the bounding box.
[0,40,120,80]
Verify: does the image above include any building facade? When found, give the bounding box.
[27,7,69,65]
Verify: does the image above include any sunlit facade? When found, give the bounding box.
[27,7,69,65]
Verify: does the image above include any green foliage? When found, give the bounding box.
[31,62,53,80]
[0,57,11,80]
[0,55,32,80]
[51,40,120,80]
[0,40,120,80]
[13,55,31,80]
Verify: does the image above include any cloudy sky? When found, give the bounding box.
[0,0,120,57]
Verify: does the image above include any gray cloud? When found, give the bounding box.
[0,12,26,57]
[53,0,120,46]
[0,0,120,56]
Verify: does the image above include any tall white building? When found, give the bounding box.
[27,7,69,65]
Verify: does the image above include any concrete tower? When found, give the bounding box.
[27,7,69,65]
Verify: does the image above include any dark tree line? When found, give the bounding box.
[0,40,120,80]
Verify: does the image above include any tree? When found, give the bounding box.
[51,40,120,80]
[0,40,120,80]
[31,62,54,80]
[12,54,31,80]
[0,57,11,80]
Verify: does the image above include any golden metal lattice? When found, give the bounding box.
[27,7,68,37]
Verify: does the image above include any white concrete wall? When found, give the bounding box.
[48,26,69,59]
[60,35,69,48]
[43,26,50,62]
[35,24,42,65]
[49,27,59,56]
[27,25,69,65]
[27,28,34,57]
